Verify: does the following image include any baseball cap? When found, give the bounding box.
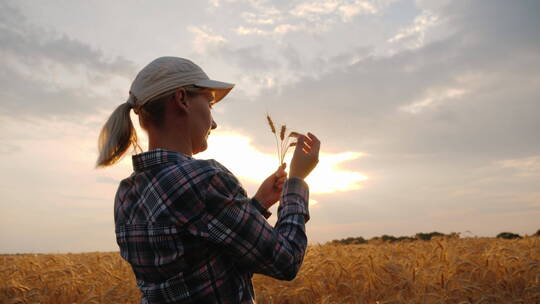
[126,57,234,109]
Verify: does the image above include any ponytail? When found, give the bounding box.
[95,102,141,168]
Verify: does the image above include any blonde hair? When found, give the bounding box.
[95,102,142,168]
[95,86,205,168]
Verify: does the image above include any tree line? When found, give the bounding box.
[329,229,540,245]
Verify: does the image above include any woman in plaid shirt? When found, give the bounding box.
[96,57,320,304]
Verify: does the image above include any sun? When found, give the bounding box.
[303,151,367,194]
[198,130,367,195]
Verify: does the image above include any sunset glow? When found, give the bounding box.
[199,130,367,195]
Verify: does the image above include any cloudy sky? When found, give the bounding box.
[1,0,539,253]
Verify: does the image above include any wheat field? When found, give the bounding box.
[1,237,539,304]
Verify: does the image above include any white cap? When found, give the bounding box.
[126,57,234,109]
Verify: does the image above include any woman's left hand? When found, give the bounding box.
[253,163,287,209]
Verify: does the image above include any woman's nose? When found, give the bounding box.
[211,120,217,130]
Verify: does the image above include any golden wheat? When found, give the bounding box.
[266,114,276,134]
[266,114,298,166]
[1,237,539,303]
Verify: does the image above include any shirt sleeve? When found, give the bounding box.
[250,197,272,219]
[200,170,309,281]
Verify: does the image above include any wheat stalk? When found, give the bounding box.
[267,114,281,166]
[266,114,298,166]
[281,133,298,164]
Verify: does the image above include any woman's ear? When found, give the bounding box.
[173,88,189,112]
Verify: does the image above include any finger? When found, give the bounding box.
[275,174,286,180]
[302,142,312,154]
[302,140,312,150]
[307,132,320,154]
[298,136,312,151]
[274,164,286,177]
[296,134,305,147]
[294,135,306,155]
[276,171,287,178]
[275,180,285,187]
[301,141,312,154]
[307,132,320,148]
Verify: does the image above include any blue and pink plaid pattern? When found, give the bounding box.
[114,149,310,303]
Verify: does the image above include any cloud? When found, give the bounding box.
[192,1,404,98]
[291,1,340,19]
[208,0,221,7]
[0,143,21,155]
[496,155,540,177]
[235,26,268,36]
[261,1,539,158]
[204,0,540,218]
[241,11,277,25]
[188,25,227,53]
[0,68,104,118]
[273,24,302,34]
[0,1,136,120]
[338,1,378,21]
[291,0,383,22]
[388,10,439,49]
[189,25,279,71]
[399,87,466,114]
[234,23,320,36]
[232,0,395,39]
[187,24,290,96]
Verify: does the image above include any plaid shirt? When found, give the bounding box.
[114,149,310,303]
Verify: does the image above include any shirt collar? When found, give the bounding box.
[132,149,193,173]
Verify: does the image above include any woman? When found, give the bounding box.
[96,57,320,303]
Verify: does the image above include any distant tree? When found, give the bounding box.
[330,236,367,245]
[381,235,398,243]
[396,236,415,242]
[415,233,430,241]
[536,229,540,237]
[353,237,367,244]
[329,230,462,245]
[369,236,381,242]
[342,237,355,245]
[415,232,445,241]
[429,232,445,239]
[496,232,522,239]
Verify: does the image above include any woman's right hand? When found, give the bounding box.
[289,132,320,180]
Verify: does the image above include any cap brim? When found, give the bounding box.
[195,79,235,103]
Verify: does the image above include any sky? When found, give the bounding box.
[0,0,539,253]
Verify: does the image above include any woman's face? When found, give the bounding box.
[188,89,217,154]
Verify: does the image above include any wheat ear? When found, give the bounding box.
[280,125,287,164]
[281,131,299,162]
[267,114,281,166]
